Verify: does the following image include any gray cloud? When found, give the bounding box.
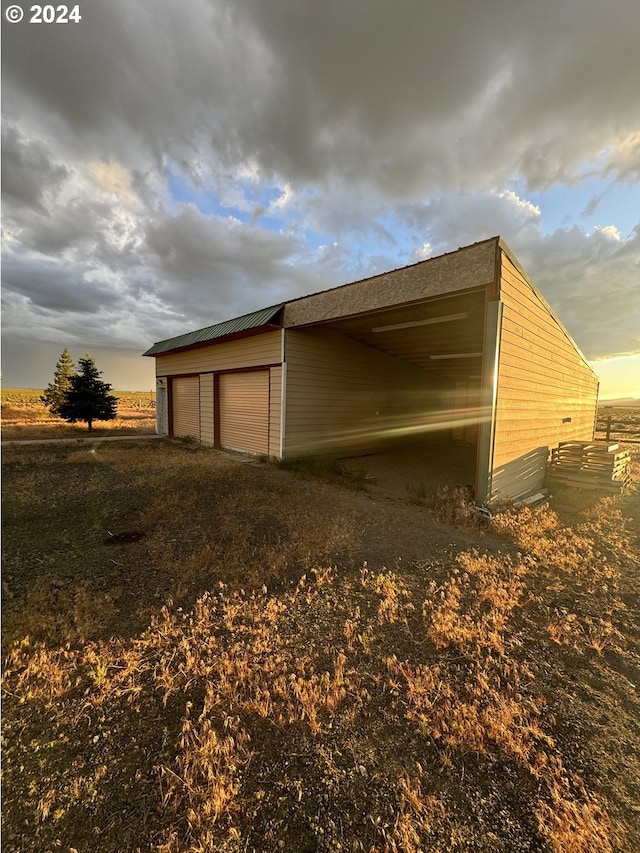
[4,0,639,192]
[143,204,339,322]
[1,253,120,314]
[9,197,108,255]
[1,124,69,213]
[513,225,640,361]
[216,0,640,192]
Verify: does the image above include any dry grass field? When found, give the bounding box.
[595,405,640,444]
[1,389,155,440]
[2,423,639,851]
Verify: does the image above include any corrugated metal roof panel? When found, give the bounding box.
[143,304,284,356]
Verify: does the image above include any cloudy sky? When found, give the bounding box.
[2,0,639,397]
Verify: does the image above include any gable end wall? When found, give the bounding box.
[490,251,599,501]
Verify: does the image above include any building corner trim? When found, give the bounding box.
[476,299,503,504]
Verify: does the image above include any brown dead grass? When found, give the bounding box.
[2,441,639,852]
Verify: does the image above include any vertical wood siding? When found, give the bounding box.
[269,366,282,457]
[155,331,281,376]
[199,373,214,445]
[172,376,200,440]
[284,328,448,457]
[491,252,598,501]
[219,371,270,454]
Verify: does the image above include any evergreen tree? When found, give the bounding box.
[41,348,76,415]
[58,355,118,431]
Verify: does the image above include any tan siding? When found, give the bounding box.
[499,325,595,376]
[269,366,282,457]
[495,363,598,396]
[284,328,448,457]
[199,373,214,445]
[219,371,269,454]
[491,253,598,501]
[155,331,281,376]
[172,376,200,439]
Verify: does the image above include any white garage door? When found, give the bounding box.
[172,376,200,439]
[219,371,269,454]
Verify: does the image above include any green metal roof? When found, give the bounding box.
[143,304,284,356]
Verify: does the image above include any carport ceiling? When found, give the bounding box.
[323,290,486,379]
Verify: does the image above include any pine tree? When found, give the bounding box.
[41,348,76,415]
[58,355,119,431]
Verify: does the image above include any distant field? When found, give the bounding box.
[1,389,155,439]
[596,405,640,443]
[2,389,155,407]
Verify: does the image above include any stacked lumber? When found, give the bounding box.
[547,441,632,493]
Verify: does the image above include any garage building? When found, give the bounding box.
[143,237,599,503]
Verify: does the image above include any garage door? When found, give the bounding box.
[172,376,200,439]
[219,371,269,454]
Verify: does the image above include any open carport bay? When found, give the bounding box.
[283,287,486,494]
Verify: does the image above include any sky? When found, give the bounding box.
[2,0,639,398]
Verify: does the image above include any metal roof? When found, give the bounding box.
[142,304,284,356]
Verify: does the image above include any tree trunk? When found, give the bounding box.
[88,419,93,431]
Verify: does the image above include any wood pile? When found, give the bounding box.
[547,441,632,493]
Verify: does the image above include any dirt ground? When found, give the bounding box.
[343,437,477,502]
[2,439,639,853]
[0,439,495,645]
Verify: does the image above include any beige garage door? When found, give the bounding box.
[219,371,269,454]
[172,376,200,439]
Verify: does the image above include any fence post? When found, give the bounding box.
[606,415,611,442]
